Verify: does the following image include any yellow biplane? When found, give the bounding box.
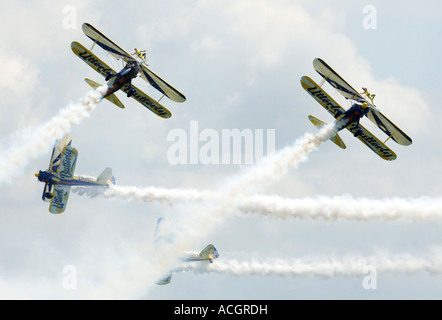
[71,23,186,119]
[301,58,412,161]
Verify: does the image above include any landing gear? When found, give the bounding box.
[354,128,363,137]
[127,87,136,98]
[334,110,343,119]
[105,72,114,81]
[44,192,54,199]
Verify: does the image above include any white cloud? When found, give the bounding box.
[0,0,439,300]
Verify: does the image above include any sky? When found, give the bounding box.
[0,0,441,300]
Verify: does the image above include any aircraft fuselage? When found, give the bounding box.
[35,170,109,187]
[335,101,370,132]
[103,62,139,98]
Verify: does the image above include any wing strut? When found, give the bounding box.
[90,35,101,51]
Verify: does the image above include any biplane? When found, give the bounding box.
[301,58,412,161]
[71,23,186,119]
[154,218,219,285]
[35,134,115,214]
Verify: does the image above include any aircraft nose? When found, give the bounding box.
[35,172,40,178]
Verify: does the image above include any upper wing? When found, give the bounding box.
[82,23,135,62]
[71,41,117,78]
[313,58,366,102]
[140,64,186,103]
[49,135,72,174]
[49,185,71,214]
[346,122,397,161]
[121,83,172,118]
[366,108,412,146]
[56,144,78,179]
[301,76,346,117]
[81,23,186,103]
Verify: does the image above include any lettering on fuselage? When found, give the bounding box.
[78,50,113,77]
[59,148,76,179]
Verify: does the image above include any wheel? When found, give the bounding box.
[127,88,136,98]
[334,110,343,119]
[354,128,363,137]
[44,192,54,199]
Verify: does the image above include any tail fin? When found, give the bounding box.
[84,78,125,109]
[157,272,172,285]
[97,167,116,185]
[308,115,346,149]
[199,244,219,262]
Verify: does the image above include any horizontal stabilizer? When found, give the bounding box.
[157,273,172,285]
[97,167,116,185]
[308,115,346,149]
[85,78,125,109]
[199,244,219,261]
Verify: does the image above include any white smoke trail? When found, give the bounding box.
[79,185,442,222]
[100,185,217,203]
[89,124,337,205]
[226,123,338,195]
[72,123,339,291]
[0,88,105,184]
[136,124,339,286]
[238,194,442,221]
[174,250,442,278]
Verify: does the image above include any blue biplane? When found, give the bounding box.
[36,134,115,214]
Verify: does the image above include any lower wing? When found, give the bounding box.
[346,123,397,161]
[301,76,346,118]
[71,41,117,79]
[121,83,172,119]
[49,185,71,214]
